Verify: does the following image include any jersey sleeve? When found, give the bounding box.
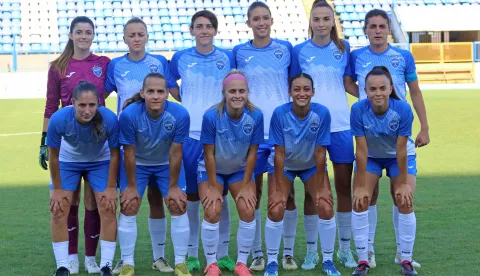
[44,66,62,119]
[350,50,358,82]
[343,40,353,77]
[200,111,216,145]
[398,103,414,137]
[173,106,190,144]
[290,45,302,78]
[350,102,365,136]
[104,58,118,93]
[403,51,418,83]
[104,109,120,148]
[269,109,284,146]
[316,107,331,146]
[46,111,64,148]
[251,112,265,145]
[169,51,181,80]
[118,107,136,146]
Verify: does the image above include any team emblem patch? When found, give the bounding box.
[388,118,399,131]
[243,123,253,135]
[92,65,102,77]
[216,60,225,70]
[164,121,174,132]
[333,50,342,61]
[149,64,158,72]
[274,49,283,60]
[390,57,400,68]
[309,122,320,134]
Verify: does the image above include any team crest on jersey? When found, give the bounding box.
[149,64,158,72]
[216,60,225,71]
[92,65,102,77]
[388,118,399,131]
[274,49,283,60]
[390,57,401,68]
[243,123,253,135]
[164,120,174,132]
[309,122,320,134]
[333,50,342,61]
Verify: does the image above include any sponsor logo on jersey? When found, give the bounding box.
[92,65,102,77]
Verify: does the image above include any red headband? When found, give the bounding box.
[222,73,248,88]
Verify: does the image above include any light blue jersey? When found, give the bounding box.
[104,53,178,114]
[350,98,416,158]
[119,101,190,166]
[233,39,292,139]
[351,44,417,101]
[47,106,119,162]
[170,47,235,139]
[291,39,352,133]
[199,107,264,175]
[269,102,331,171]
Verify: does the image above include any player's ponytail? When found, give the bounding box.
[122,72,167,110]
[308,0,346,53]
[365,66,400,100]
[51,16,95,76]
[216,69,257,117]
[289,72,315,90]
[72,81,106,140]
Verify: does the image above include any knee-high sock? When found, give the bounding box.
[336,212,352,251]
[67,205,79,255]
[100,240,116,268]
[171,213,190,265]
[217,195,231,259]
[283,209,297,257]
[393,205,400,253]
[265,218,283,264]
[118,214,137,266]
[318,217,336,262]
[304,215,318,253]
[186,200,200,258]
[201,220,219,265]
[352,211,369,263]
[237,220,256,265]
[53,241,69,269]
[398,212,416,262]
[251,209,263,258]
[368,205,377,253]
[84,208,101,257]
[148,218,167,260]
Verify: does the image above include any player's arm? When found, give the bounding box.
[344,76,359,98]
[107,148,120,188]
[354,136,368,189]
[274,145,286,193]
[243,145,258,183]
[203,144,218,189]
[407,80,430,146]
[168,142,183,188]
[396,136,408,186]
[168,87,181,102]
[48,147,61,189]
[314,145,327,191]
[123,145,137,188]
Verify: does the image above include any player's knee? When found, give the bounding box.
[167,200,186,216]
[395,199,414,213]
[317,199,334,220]
[122,200,139,216]
[203,202,221,223]
[336,182,352,198]
[236,200,254,222]
[99,208,116,224]
[268,204,285,222]
[84,192,97,210]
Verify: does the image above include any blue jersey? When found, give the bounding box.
[200,107,264,175]
[169,46,235,139]
[104,53,178,114]
[233,39,292,139]
[47,106,119,162]
[291,39,352,133]
[119,101,190,166]
[350,98,416,158]
[351,44,417,101]
[269,103,331,171]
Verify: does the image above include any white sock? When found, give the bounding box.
[148,218,167,260]
[100,240,116,268]
[304,215,318,253]
[265,218,283,264]
[252,209,263,258]
[68,254,78,262]
[237,220,256,265]
[171,213,190,265]
[283,209,297,257]
[398,212,416,262]
[336,212,352,251]
[352,211,369,262]
[368,205,377,253]
[318,216,336,262]
[217,195,231,259]
[52,241,69,269]
[118,214,137,266]
[186,200,200,258]
[393,205,400,253]
[201,220,219,265]
[85,256,96,262]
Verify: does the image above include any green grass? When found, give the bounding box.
[0,90,479,275]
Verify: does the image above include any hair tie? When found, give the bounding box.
[222,73,248,88]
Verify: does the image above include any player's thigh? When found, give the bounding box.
[228,172,256,222]
[387,155,417,193]
[198,172,224,222]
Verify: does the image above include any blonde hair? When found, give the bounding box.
[215,69,257,117]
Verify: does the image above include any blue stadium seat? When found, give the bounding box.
[21,43,31,52]
[184,39,193,48]
[11,26,20,35]
[348,36,358,45]
[353,28,364,36]
[118,42,128,50]
[142,17,152,25]
[94,9,103,17]
[222,0,232,8]
[340,12,350,21]
[345,5,355,12]
[66,2,75,10]
[164,32,173,40]
[150,1,159,8]
[132,8,141,17]
[108,41,117,50]
[159,8,168,16]
[192,0,202,9]
[152,24,162,32]
[170,16,180,24]
[140,0,149,9]
[355,4,365,11]
[173,32,182,40]
[58,2,67,11]
[214,8,224,15]
[31,43,41,52]
[172,24,181,32]
[151,9,159,16]
[105,25,115,34]
[177,0,186,8]
[336,5,346,12]
[169,8,179,16]
[154,32,164,40]
[141,8,151,16]
[112,2,121,9]
[97,33,107,42]
[178,8,187,16]
[155,40,166,50]
[180,24,189,32]
[123,9,132,18]
[174,40,184,49]
[203,0,213,8]
[223,7,233,15]
[351,21,362,28]
[59,26,69,35]
[104,9,113,17]
[161,16,171,24]
[163,24,172,31]
[179,16,189,24]
[358,12,366,19]
[221,39,232,48]
[51,43,61,51]
[214,39,222,47]
[2,28,11,36]
[350,12,359,20]
[165,39,174,49]
[182,32,190,39]
[58,10,68,18]
[114,17,123,25]
[121,1,130,9]
[106,17,115,26]
[114,33,122,41]
[344,28,354,37]
[99,41,108,50]
[11,10,20,19]
[213,0,222,8]
[11,19,20,27]
[158,0,167,7]
[152,16,161,24]
[104,2,113,9]
[358,36,368,44]
[343,21,352,28]
[187,8,196,16]
[96,17,106,26]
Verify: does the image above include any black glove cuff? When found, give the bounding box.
[41,132,47,145]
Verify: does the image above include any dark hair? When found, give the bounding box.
[123,17,148,33]
[247,1,272,19]
[309,0,346,53]
[51,16,94,76]
[122,72,167,110]
[190,10,218,30]
[365,66,400,100]
[364,9,391,30]
[72,81,106,140]
[289,73,315,90]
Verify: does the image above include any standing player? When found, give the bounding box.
[40,16,109,274]
[117,73,191,276]
[169,10,236,272]
[265,73,340,276]
[350,66,418,276]
[232,2,300,271]
[199,70,264,276]
[350,9,429,267]
[291,0,359,269]
[104,17,178,274]
[48,82,119,276]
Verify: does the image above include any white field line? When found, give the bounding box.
[0,132,40,137]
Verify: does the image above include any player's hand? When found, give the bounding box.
[50,189,68,215]
[165,185,187,213]
[415,129,430,148]
[268,190,286,211]
[235,180,257,211]
[120,186,140,210]
[39,132,49,170]
[316,188,334,207]
[353,186,370,211]
[395,184,413,208]
[99,187,118,214]
[201,186,223,214]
